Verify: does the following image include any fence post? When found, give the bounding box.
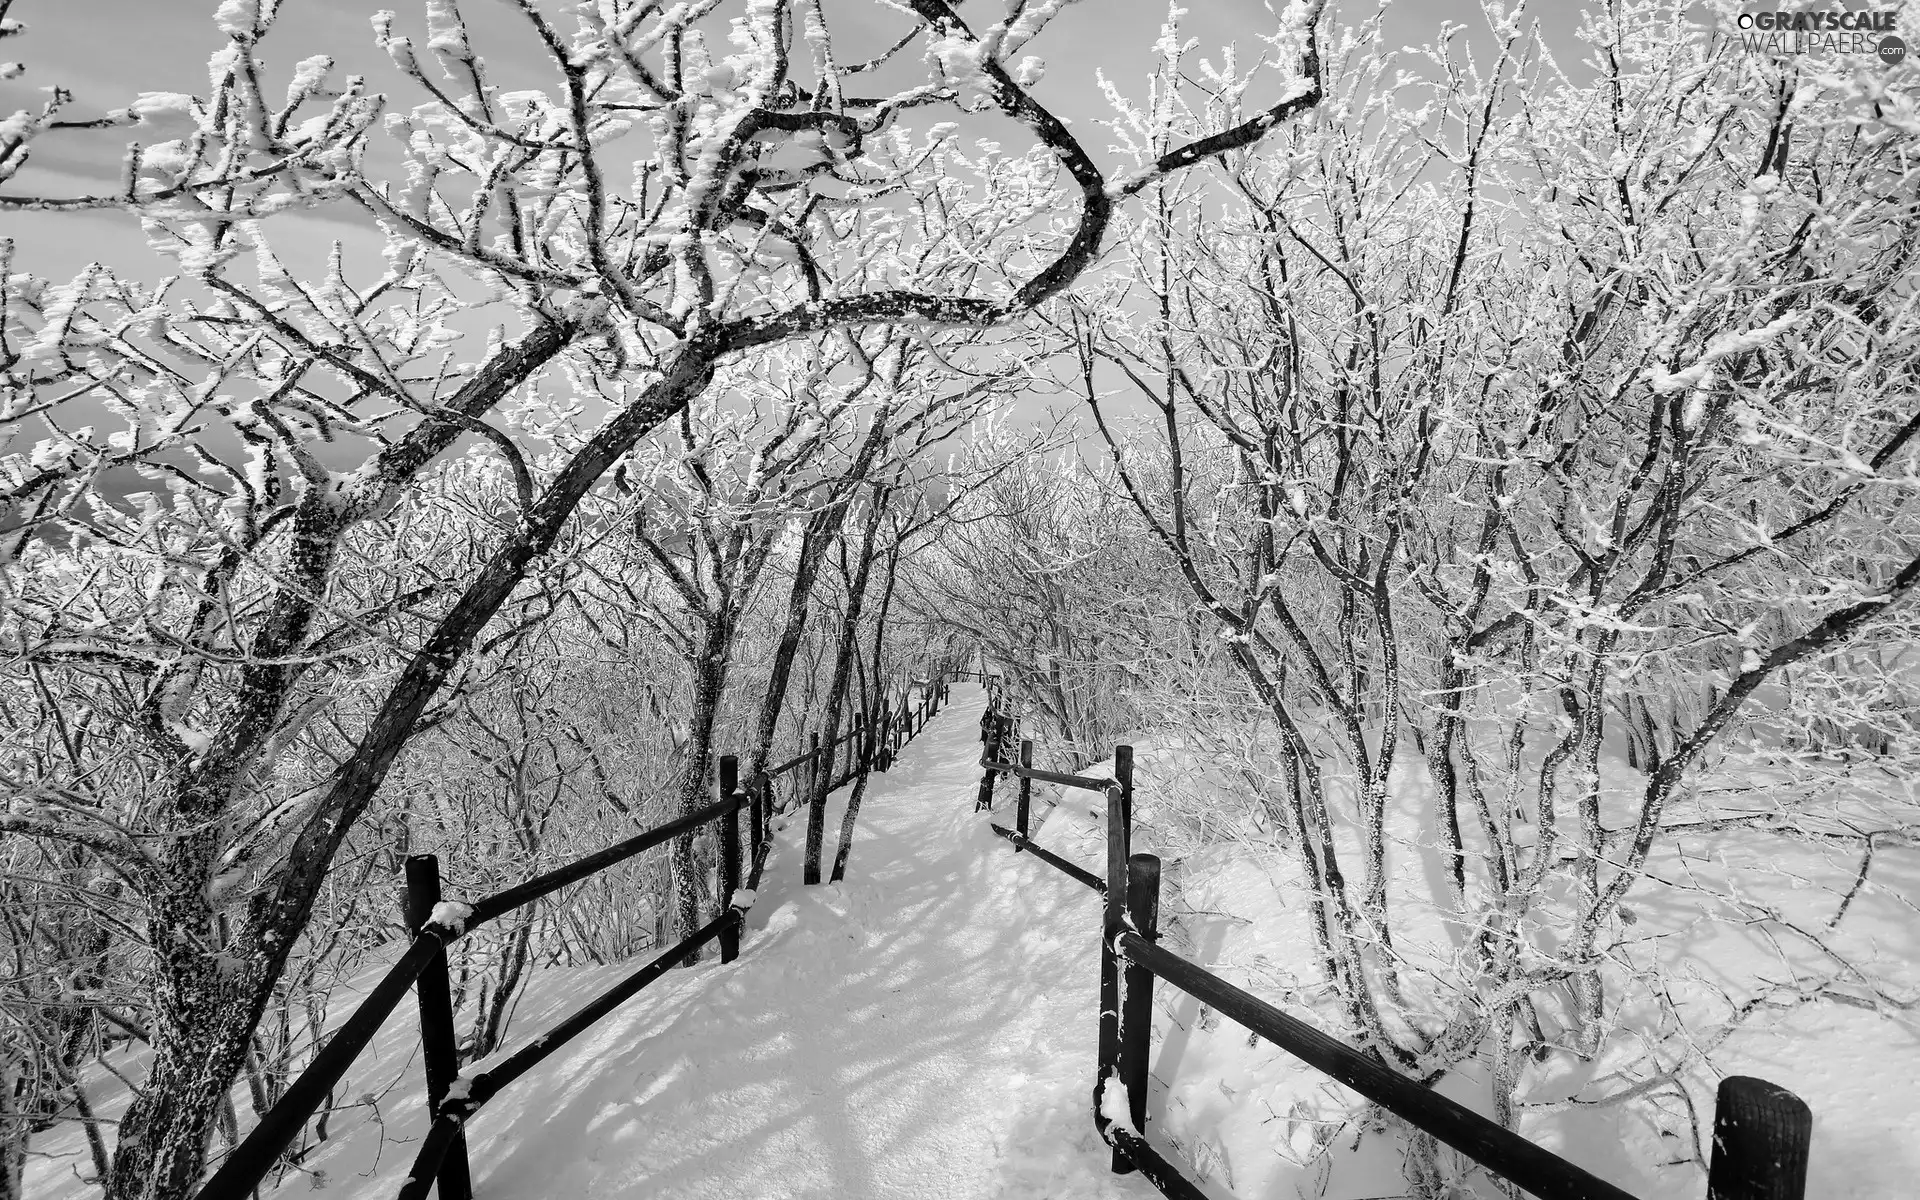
[804,733,824,885]
[719,756,742,963]
[1098,744,1135,1173]
[403,855,474,1200]
[1120,853,1160,1154]
[1016,739,1034,841]
[1707,1076,1812,1200]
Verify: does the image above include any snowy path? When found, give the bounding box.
[403,685,1158,1200]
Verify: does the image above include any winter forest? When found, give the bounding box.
[2,0,1917,1197]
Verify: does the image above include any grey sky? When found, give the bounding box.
[0,0,1586,281]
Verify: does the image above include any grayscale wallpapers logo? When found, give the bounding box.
[1733,8,1907,64]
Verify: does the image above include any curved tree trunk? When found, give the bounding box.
[104,336,716,1200]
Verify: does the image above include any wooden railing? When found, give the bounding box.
[972,710,1814,1200]
[192,674,953,1200]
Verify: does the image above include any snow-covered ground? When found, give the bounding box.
[1030,739,1920,1200]
[27,685,1918,1199]
[212,685,1153,1199]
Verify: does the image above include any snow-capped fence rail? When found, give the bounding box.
[974,714,1814,1200]
[190,674,953,1200]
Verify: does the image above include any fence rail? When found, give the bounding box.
[192,675,1808,1200]
[394,910,741,1200]
[988,824,1104,892]
[972,700,1815,1200]
[1115,930,1639,1200]
[193,670,955,1200]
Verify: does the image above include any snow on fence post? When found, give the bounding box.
[1097,744,1136,1173]
[1120,853,1160,1151]
[719,756,742,963]
[403,855,475,1200]
[1707,1076,1812,1200]
[1016,739,1035,840]
[804,733,824,885]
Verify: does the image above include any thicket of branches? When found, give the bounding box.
[6,0,1916,1196]
[903,3,1920,1193]
[0,0,1329,1194]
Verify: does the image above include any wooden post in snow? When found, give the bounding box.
[403,855,474,1200]
[1098,745,1135,1173]
[719,756,741,963]
[1708,1077,1812,1200]
[1016,739,1034,840]
[1120,853,1160,1151]
[804,732,824,885]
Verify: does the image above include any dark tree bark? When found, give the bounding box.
[830,521,905,882]
[104,334,718,1200]
[805,491,889,883]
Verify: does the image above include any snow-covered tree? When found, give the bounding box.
[1061,0,1919,1189]
[0,1,1328,1194]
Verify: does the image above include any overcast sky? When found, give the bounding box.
[0,0,1594,282]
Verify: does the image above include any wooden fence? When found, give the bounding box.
[191,675,952,1200]
[972,709,1815,1200]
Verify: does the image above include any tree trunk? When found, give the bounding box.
[806,496,887,885]
[674,617,732,964]
[745,514,838,793]
[105,335,716,1200]
[470,913,533,1060]
[743,416,903,795]
[830,532,903,882]
[1,1049,24,1200]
